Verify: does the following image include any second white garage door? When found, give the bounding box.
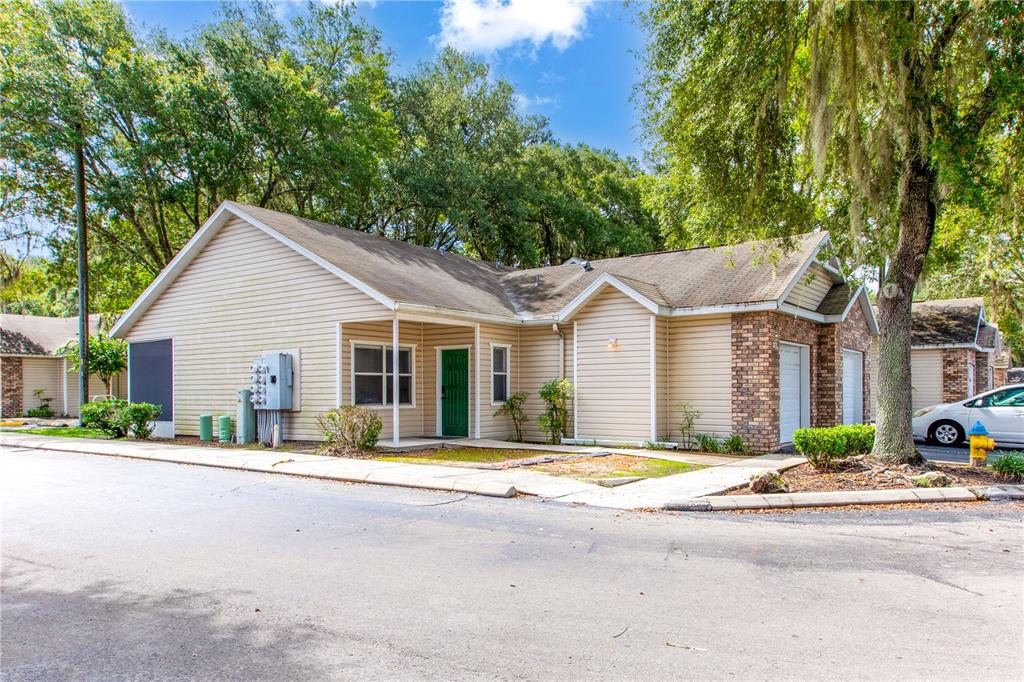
[779,343,809,443]
[842,349,864,424]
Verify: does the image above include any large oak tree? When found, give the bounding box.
[639,0,1023,463]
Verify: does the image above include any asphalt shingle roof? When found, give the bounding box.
[231,203,830,319]
[910,298,983,347]
[0,314,98,356]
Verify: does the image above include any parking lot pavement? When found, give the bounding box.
[918,441,1021,464]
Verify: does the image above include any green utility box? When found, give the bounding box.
[199,414,213,442]
[218,415,232,443]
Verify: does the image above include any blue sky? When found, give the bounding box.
[122,1,647,158]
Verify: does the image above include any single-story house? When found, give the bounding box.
[109,201,878,450]
[0,314,123,418]
[892,297,1002,412]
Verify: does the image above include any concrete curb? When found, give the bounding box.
[665,486,990,511]
[1,434,517,499]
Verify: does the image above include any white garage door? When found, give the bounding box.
[779,343,808,443]
[843,349,864,424]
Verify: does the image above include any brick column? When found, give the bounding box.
[816,324,841,425]
[731,312,779,452]
[941,348,971,402]
[975,351,990,392]
[2,356,24,418]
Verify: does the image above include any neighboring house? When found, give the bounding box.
[0,314,123,418]
[873,298,1002,414]
[109,201,878,450]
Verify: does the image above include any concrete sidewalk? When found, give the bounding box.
[1,432,794,509]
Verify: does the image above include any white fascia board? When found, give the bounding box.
[912,342,994,352]
[109,202,396,339]
[109,203,234,338]
[394,303,520,327]
[556,273,664,322]
[778,303,827,323]
[669,301,778,317]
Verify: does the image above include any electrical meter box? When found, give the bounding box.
[249,352,293,411]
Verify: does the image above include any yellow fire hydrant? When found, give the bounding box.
[968,421,996,468]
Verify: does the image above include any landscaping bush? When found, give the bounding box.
[722,434,748,454]
[792,424,876,470]
[317,405,383,454]
[494,391,528,442]
[26,405,55,418]
[80,398,162,439]
[696,433,721,453]
[537,379,573,444]
[992,452,1024,482]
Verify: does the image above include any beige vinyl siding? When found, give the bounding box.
[910,349,943,412]
[66,370,122,417]
[518,325,562,442]
[656,316,669,440]
[22,358,62,415]
[421,324,474,437]
[124,216,390,441]
[573,287,651,442]
[784,262,834,310]
[479,322,519,440]
[666,315,733,439]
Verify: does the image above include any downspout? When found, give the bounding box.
[552,323,564,378]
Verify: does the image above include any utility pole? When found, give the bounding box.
[74,122,89,424]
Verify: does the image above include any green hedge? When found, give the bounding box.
[81,398,163,439]
[792,424,875,470]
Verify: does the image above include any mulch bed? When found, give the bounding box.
[726,455,1007,495]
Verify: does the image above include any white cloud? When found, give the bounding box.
[437,0,596,54]
[513,93,554,113]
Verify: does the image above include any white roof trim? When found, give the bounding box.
[775,233,837,307]
[110,203,395,338]
[669,301,778,317]
[555,273,664,321]
[912,343,995,352]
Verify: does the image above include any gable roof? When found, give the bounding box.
[110,202,871,337]
[1,314,98,356]
[911,298,986,347]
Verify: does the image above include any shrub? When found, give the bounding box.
[80,398,162,439]
[115,402,163,439]
[792,424,876,470]
[494,391,528,441]
[675,401,701,450]
[992,452,1024,482]
[537,379,573,444]
[317,405,383,453]
[722,434,748,454]
[27,405,55,418]
[696,433,721,453]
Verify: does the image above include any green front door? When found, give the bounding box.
[441,348,469,437]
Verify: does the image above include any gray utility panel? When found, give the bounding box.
[250,352,293,411]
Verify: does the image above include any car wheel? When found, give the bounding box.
[929,420,965,446]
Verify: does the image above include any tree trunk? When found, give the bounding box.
[872,156,936,465]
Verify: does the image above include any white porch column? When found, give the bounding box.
[335,322,343,406]
[649,314,657,443]
[392,315,400,445]
[62,358,69,416]
[572,321,578,440]
[474,323,481,438]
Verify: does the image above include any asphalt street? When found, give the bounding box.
[918,441,1022,464]
[2,446,1022,681]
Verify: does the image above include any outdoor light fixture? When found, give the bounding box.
[607,338,619,350]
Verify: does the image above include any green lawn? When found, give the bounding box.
[2,427,109,439]
[378,447,550,465]
[611,458,705,478]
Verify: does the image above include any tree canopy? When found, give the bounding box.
[1,0,660,315]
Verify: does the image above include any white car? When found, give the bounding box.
[912,383,1024,447]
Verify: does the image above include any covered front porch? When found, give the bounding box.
[334,312,521,446]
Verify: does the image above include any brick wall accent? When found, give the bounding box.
[994,366,1008,388]
[731,305,875,452]
[975,351,990,392]
[941,348,973,403]
[1,356,24,418]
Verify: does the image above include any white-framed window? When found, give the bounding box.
[352,343,413,406]
[491,344,510,404]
